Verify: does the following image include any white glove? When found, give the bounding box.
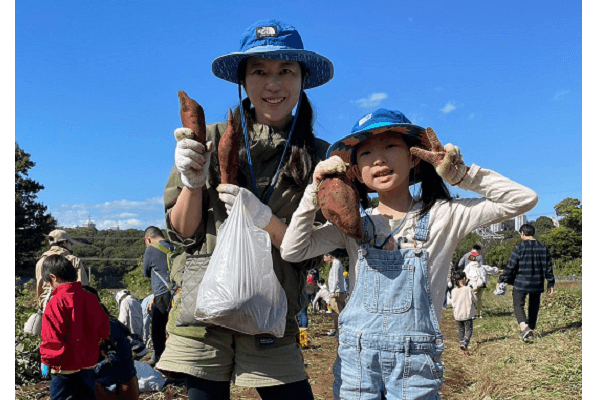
[216,184,272,229]
[409,127,468,186]
[311,155,348,205]
[435,143,467,185]
[174,128,214,189]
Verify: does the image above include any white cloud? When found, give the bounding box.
[49,197,165,230]
[441,102,457,114]
[353,92,388,108]
[553,90,570,100]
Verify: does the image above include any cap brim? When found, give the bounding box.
[212,49,334,89]
[326,123,429,186]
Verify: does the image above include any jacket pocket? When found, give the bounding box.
[176,253,211,326]
[363,260,414,314]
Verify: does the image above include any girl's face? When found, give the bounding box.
[353,131,417,194]
[244,57,303,129]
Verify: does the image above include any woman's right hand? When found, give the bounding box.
[174,128,215,189]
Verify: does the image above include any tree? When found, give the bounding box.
[540,226,582,261]
[15,143,57,275]
[554,197,582,233]
[532,216,555,236]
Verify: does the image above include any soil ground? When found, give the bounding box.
[16,280,582,399]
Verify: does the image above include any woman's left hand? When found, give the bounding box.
[217,184,273,229]
[410,127,468,186]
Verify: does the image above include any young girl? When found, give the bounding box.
[280,108,538,399]
[451,270,477,355]
[464,254,502,318]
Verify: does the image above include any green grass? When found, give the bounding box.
[440,277,582,399]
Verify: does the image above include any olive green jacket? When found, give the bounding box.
[164,120,329,340]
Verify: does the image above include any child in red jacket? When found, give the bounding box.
[40,254,110,400]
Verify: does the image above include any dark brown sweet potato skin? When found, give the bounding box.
[317,175,364,240]
[178,90,206,143]
[218,109,241,185]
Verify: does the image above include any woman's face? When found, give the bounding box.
[244,57,303,129]
[353,131,416,194]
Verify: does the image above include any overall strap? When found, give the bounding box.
[413,211,431,242]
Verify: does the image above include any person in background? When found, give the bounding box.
[498,223,555,340]
[464,255,502,318]
[116,290,144,340]
[451,270,477,355]
[36,229,88,311]
[142,226,175,366]
[141,294,155,345]
[457,244,484,270]
[40,254,110,400]
[325,253,347,336]
[312,279,331,313]
[83,286,140,400]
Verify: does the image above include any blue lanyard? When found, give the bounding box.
[238,83,304,205]
[361,197,413,250]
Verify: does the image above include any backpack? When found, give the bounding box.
[150,242,178,296]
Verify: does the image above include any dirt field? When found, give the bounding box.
[16,280,582,399]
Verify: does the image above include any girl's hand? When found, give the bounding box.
[410,127,468,186]
[309,156,348,205]
[313,156,347,188]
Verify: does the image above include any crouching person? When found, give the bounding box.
[40,255,110,400]
[82,286,140,400]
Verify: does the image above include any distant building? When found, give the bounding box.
[108,225,120,231]
[514,214,527,233]
[81,215,97,229]
[490,222,504,233]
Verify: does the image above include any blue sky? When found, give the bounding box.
[14,0,582,230]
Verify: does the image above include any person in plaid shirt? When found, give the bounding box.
[499,223,555,340]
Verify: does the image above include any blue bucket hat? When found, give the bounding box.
[211,19,334,89]
[326,109,430,185]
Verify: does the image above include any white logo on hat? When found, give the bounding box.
[256,26,277,38]
[359,113,372,126]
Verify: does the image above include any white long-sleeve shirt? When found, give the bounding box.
[328,259,346,294]
[280,164,537,322]
[464,260,501,289]
[451,286,478,321]
[118,295,144,339]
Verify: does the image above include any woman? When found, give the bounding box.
[157,19,333,400]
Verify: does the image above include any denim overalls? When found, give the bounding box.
[333,209,444,400]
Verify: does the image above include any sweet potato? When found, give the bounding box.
[178,90,206,143]
[218,109,241,185]
[317,175,364,240]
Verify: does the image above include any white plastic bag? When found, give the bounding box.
[134,360,165,392]
[194,194,287,337]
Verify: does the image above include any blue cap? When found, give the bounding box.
[326,109,430,185]
[212,19,334,89]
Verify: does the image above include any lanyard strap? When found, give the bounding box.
[238,83,304,205]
